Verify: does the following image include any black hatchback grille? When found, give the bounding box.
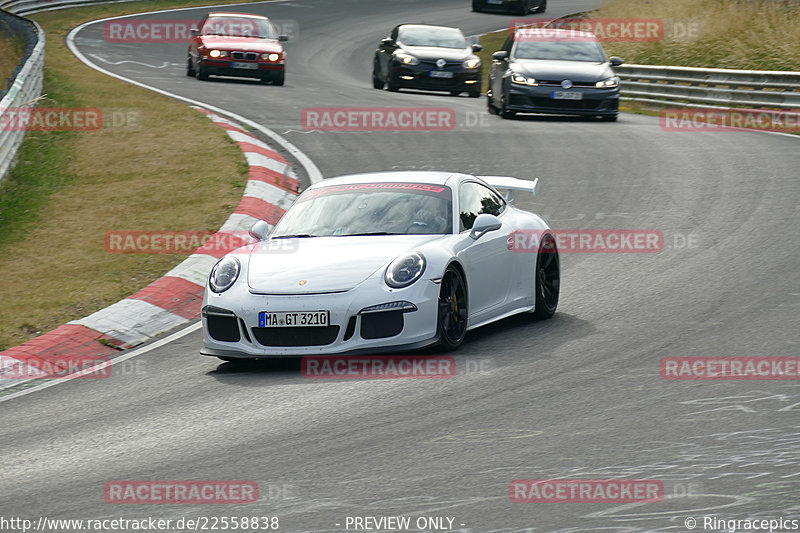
[419,59,461,69]
[251,326,340,347]
[232,51,258,61]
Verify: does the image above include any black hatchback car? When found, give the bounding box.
[488,28,623,120]
[473,0,546,15]
[373,24,483,97]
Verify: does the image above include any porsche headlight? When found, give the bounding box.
[208,49,227,58]
[263,53,281,61]
[596,76,619,88]
[385,252,426,289]
[464,57,480,69]
[395,53,419,66]
[209,256,240,293]
[511,73,538,86]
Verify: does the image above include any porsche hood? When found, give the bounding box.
[246,235,440,294]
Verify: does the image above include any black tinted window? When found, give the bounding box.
[459,182,505,231]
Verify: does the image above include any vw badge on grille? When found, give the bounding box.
[561,79,573,89]
[436,58,446,69]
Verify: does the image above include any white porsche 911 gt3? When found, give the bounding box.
[201,171,559,360]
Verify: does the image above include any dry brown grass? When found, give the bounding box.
[0,0,270,350]
[0,31,25,83]
[593,0,800,70]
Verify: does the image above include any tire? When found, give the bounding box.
[516,0,530,15]
[469,91,481,98]
[196,63,209,81]
[602,114,618,122]
[273,72,285,86]
[536,0,547,13]
[437,266,468,351]
[450,90,461,97]
[387,77,400,92]
[532,233,560,319]
[472,0,483,12]
[186,55,196,77]
[372,59,385,89]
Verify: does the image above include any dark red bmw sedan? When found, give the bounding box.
[188,12,288,85]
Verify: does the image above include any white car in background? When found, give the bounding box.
[201,171,560,360]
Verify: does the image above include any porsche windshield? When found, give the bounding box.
[272,183,453,237]
[399,28,467,49]
[513,40,606,62]
[202,17,276,38]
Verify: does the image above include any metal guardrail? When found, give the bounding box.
[0,9,44,181]
[616,64,800,109]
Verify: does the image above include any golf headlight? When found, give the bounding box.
[511,73,537,86]
[396,53,419,65]
[385,252,426,289]
[596,76,619,88]
[208,49,227,58]
[209,256,240,293]
[464,58,480,69]
[263,53,281,61]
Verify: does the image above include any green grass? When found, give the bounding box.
[0,0,274,350]
[0,33,25,81]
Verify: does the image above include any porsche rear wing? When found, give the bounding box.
[479,176,539,202]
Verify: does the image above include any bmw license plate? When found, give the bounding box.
[259,311,329,327]
[232,62,258,69]
[429,71,454,78]
[552,91,583,100]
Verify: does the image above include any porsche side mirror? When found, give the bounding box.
[469,213,502,240]
[492,50,509,61]
[249,220,273,241]
[190,28,200,37]
[278,35,289,42]
[471,43,483,52]
[609,56,624,66]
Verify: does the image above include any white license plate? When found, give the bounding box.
[259,311,329,327]
[429,71,454,78]
[552,91,583,100]
[232,62,258,70]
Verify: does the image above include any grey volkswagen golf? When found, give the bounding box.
[488,27,623,121]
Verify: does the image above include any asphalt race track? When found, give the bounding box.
[1,0,799,531]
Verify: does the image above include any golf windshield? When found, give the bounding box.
[513,40,606,62]
[272,183,453,237]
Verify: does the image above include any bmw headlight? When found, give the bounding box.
[263,53,281,61]
[209,256,240,293]
[208,49,228,58]
[385,252,426,289]
[511,73,538,86]
[463,57,481,69]
[596,76,619,88]
[395,53,419,66]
